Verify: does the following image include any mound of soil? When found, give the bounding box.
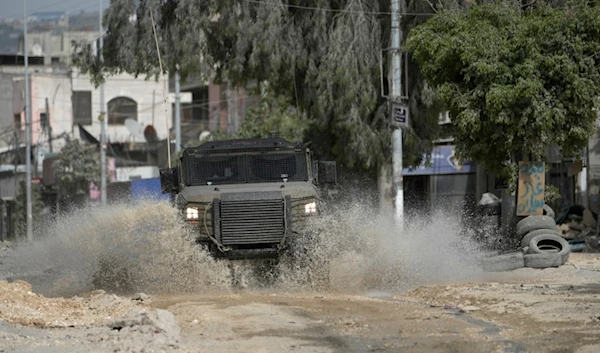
[0,280,147,327]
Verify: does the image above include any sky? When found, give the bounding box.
[0,0,109,19]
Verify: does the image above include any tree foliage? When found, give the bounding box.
[72,0,443,171]
[236,83,309,142]
[406,2,600,180]
[53,140,102,197]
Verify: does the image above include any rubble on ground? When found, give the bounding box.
[0,279,148,327]
[556,207,600,252]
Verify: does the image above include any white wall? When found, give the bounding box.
[12,73,73,153]
[115,166,159,182]
[11,70,171,154]
[71,69,171,143]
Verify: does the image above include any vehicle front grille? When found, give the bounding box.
[220,199,285,245]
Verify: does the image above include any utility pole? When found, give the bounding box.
[175,66,181,153]
[390,0,406,229]
[24,0,33,242]
[99,0,107,206]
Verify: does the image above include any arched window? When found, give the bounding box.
[107,97,137,125]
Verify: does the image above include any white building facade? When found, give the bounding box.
[12,69,171,153]
[71,69,170,144]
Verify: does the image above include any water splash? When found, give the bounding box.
[1,201,231,296]
[1,198,484,296]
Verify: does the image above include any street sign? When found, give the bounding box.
[391,103,409,126]
[167,92,192,104]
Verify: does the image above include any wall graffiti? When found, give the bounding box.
[517,161,545,216]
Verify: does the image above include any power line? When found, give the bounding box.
[244,0,434,16]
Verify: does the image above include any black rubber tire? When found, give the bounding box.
[521,229,559,248]
[481,252,525,272]
[527,234,570,265]
[543,204,555,220]
[516,216,556,238]
[524,253,562,269]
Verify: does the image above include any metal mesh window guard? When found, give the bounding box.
[185,152,308,185]
[187,155,245,185]
[249,153,306,182]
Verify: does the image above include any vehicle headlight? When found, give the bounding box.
[186,207,199,220]
[304,202,317,215]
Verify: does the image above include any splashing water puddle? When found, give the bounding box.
[0,199,485,297]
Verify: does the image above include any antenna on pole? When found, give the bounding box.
[149,9,171,168]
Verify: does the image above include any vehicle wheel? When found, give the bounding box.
[516,216,556,238]
[481,252,525,272]
[527,234,570,265]
[543,204,555,220]
[521,228,559,248]
[524,253,562,269]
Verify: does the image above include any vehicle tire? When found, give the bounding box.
[481,252,525,272]
[527,234,570,265]
[516,216,556,238]
[543,204,555,220]
[524,253,562,269]
[520,229,559,248]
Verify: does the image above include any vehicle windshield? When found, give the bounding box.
[184,151,308,185]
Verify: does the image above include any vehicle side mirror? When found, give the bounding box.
[159,167,179,194]
[317,161,337,184]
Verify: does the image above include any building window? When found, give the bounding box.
[108,97,137,125]
[40,112,48,129]
[14,114,21,130]
[72,91,92,125]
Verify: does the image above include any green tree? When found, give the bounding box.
[236,83,308,142]
[13,181,44,237]
[406,2,600,183]
[72,0,442,172]
[53,140,102,207]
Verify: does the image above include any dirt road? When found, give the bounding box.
[1,253,599,353]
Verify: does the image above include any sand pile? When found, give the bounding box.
[0,279,147,327]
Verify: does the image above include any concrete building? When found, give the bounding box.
[0,54,46,151]
[169,74,256,145]
[71,68,170,144]
[9,69,171,151]
[19,30,100,67]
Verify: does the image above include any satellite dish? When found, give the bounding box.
[144,125,158,143]
[31,44,43,56]
[124,118,144,139]
[199,131,211,142]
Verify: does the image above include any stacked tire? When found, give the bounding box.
[482,206,570,272]
[517,213,569,268]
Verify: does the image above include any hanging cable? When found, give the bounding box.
[149,8,171,168]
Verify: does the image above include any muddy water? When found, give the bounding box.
[1,199,484,297]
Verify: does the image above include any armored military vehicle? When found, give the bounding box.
[159,137,337,260]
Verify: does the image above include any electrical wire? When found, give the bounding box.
[244,0,433,16]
